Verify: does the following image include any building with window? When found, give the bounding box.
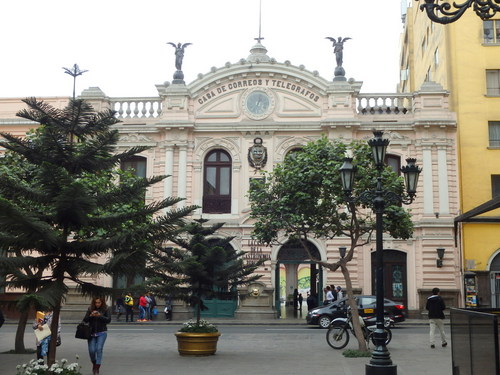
[0,39,459,318]
[400,2,500,307]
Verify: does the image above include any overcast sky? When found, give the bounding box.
[0,0,406,99]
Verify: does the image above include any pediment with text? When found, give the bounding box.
[194,80,323,120]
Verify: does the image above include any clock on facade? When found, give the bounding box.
[242,89,274,120]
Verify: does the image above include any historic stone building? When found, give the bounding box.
[0,40,459,318]
[400,2,500,308]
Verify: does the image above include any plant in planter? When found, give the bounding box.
[148,218,264,355]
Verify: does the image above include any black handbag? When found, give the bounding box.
[75,322,90,340]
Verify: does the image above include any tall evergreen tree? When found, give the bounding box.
[148,218,264,326]
[0,98,196,363]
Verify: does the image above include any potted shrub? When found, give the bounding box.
[148,218,264,355]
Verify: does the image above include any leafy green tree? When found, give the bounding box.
[147,218,264,328]
[0,98,196,363]
[249,136,413,351]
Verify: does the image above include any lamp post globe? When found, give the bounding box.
[367,130,390,168]
[339,157,356,193]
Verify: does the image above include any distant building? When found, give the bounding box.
[0,39,459,318]
[399,4,500,308]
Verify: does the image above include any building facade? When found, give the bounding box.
[400,2,500,308]
[0,40,460,318]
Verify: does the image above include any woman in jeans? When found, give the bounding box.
[83,297,111,375]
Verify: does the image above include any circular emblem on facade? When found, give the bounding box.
[242,88,275,120]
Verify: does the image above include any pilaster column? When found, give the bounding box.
[422,147,434,215]
[178,145,187,207]
[437,146,450,215]
[164,146,174,200]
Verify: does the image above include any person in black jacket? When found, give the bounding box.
[426,287,447,348]
[83,297,111,375]
[0,308,5,328]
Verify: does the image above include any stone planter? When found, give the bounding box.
[174,332,221,356]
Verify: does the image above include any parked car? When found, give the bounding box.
[306,295,406,328]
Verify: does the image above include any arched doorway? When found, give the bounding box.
[275,240,322,319]
[371,249,407,309]
[489,251,500,307]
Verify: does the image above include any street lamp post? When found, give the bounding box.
[416,0,500,24]
[339,131,421,375]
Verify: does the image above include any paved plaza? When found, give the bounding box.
[0,319,452,375]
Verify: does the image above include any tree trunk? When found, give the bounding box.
[341,264,368,352]
[14,310,29,353]
[47,299,62,367]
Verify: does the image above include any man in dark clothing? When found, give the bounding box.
[306,292,316,311]
[0,308,5,328]
[426,287,447,348]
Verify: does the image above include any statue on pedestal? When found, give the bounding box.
[326,36,351,81]
[167,42,192,83]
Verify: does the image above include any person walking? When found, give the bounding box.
[164,295,173,321]
[426,287,447,348]
[33,308,60,364]
[336,286,344,299]
[115,295,125,321]
[325,286,334,304]
[138,293,148,322]
[330,284,338,301]
[0,308,5,328]
[306,292,316,310]
[298,293,303,310]
[83,297,111,375]
[147,292,157,320]
[124,292,134,322]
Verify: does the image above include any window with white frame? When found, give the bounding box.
[203,149,232,214]
[489,121,500,147]
[486,70,500,96]
[484,20,500,43]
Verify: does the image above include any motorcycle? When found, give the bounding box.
[326,310,393,350]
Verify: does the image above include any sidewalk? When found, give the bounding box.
[0,319,452,375]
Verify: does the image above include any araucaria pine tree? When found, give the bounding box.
[0,98,196,364]
[148,218,264,328]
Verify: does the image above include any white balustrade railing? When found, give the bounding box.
[357,94,413,115]
[111,98,162,119]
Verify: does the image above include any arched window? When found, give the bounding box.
[203,150,232,213]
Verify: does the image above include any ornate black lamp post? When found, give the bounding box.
[416,0,500,24]
[339,130,421,375]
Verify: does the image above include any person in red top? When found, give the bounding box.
[138,293,148,322]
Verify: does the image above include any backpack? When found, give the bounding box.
[124,295,133,306]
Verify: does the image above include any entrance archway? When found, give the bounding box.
[371,249,407,309]
[275,240,322,318]
[489,251,500,307]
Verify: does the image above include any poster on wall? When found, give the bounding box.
[465,275,477,307]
